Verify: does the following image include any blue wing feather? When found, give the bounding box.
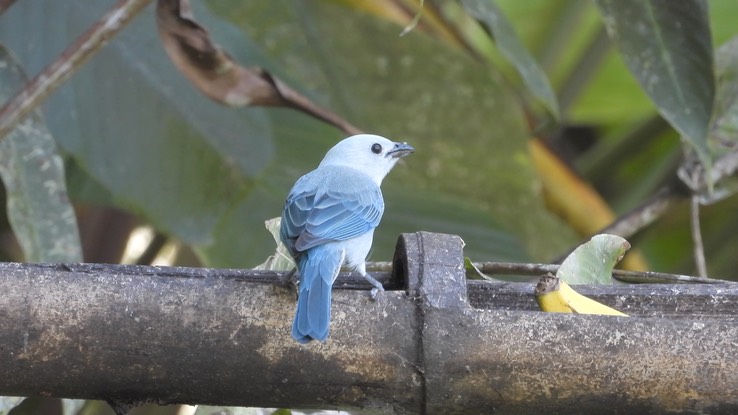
[280,166,384,255]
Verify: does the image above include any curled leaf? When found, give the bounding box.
[557,234,630,285]
[464,256,501,281]
[254,217,294,272]
[155,0,359,134]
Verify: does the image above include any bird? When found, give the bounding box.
[280,134,414,343]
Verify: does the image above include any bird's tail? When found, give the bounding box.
[292,245,343,343]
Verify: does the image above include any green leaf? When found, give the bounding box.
[200,1,574,265]
[556,234,630,285]
[710,35,738,155]
[461,0,560,120]
[465,257,490,280]
[1,2,270,248]
[594,0,715,168]
[691,34,738,204]
[0,45,82,262]
[0,1,576,267]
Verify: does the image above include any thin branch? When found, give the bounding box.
[473,261,731,284]
[575,147,738,275]
[549,180,687,265]
[610,269,728,284]
[473,261,558,276]
[596,182,686,239]
[0,0,154,142]
[691,195,707,277]
[567,132,738,263]
[366,260,734,284]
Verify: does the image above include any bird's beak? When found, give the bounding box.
[387,142,415,158]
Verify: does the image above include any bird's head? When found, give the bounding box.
[319,134,415,184]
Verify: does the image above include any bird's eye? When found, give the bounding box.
[371,143,382,154]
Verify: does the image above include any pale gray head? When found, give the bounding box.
[319,134,415,184]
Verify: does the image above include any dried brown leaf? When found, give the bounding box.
[155,0,360,134]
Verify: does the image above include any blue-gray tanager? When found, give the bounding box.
[280,134,414,343]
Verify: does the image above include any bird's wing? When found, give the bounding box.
[280,169,384,254]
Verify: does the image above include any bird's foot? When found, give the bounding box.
[280,268,300,298]
[279,268,297,285]
[369,286,385,300]
[364,273,385,300]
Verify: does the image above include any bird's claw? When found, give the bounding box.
[364,273,385,301]
[369,285,385,300]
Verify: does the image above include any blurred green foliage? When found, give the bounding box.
[2,0,738,413]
